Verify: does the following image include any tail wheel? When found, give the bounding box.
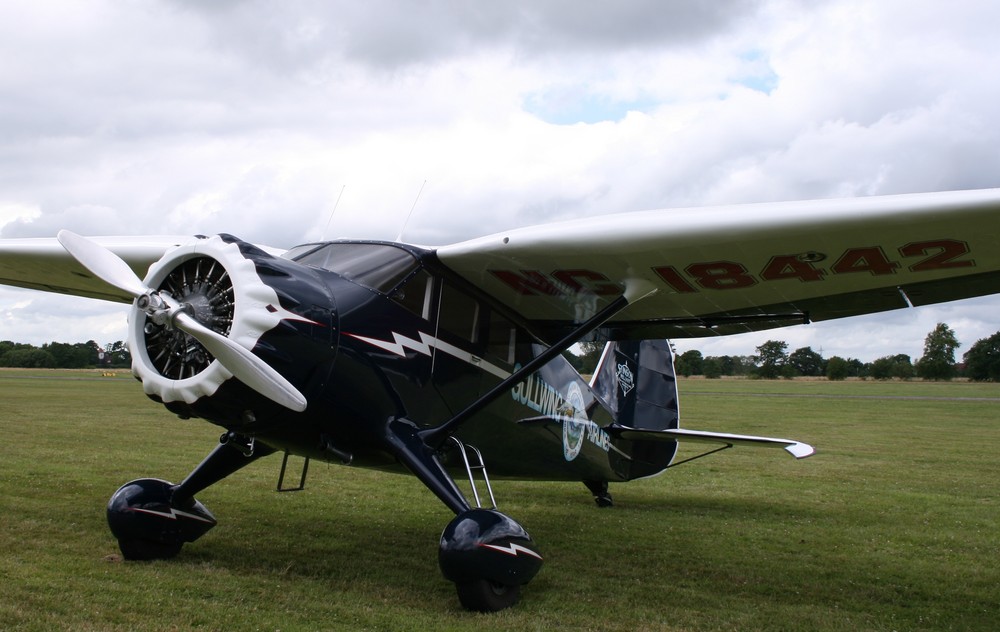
[455,580,520,612]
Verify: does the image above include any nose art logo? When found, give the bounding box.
[617,362,634,397]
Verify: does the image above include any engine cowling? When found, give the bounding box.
[127,234,335,416]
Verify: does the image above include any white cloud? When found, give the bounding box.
[2,0,1000,360]
[0,203,40,226]
[0,288,128,346]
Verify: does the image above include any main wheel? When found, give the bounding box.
[117,538,183,561]
[455,579,520,612]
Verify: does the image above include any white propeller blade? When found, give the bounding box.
[56,230,148,297]
[56,230,307,412]
[174,313,307,412]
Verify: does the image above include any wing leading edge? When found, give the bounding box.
[0,236,192,302]
[436,189,1000,340]
[0,235,287,303]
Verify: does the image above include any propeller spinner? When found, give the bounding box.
[56,230,307,412]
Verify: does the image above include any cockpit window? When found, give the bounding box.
[282,244,324,261]
[288,243,419,294]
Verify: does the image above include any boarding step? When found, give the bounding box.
[276,452,310,492]
[447,437,496,509]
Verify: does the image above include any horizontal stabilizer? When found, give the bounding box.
[610,426,815,459]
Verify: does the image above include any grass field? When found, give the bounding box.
[1,370,998,631]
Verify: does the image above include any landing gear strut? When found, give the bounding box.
[584,480,614,507]
[384,420,543,611]
[107,435,274,560]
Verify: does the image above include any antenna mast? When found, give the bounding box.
[321,185,346,241]
[396,180,427,242]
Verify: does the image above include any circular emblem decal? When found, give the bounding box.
[561,381,589,461]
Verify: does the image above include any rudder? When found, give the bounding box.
[591,339,679,478]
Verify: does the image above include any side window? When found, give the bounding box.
[391,270,433,319]
[437,282,480,342]
[486,311,516,365]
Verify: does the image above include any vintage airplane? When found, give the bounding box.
[2,188,999,611]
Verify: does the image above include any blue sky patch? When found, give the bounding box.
[523,90,658,125]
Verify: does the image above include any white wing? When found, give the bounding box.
[0,235,285,303]
[437,189,1000,339]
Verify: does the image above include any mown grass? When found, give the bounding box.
[1,370,998,631]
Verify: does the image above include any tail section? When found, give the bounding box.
[591,339,679,431]
[594,340,815,465]
[591,339,679,478]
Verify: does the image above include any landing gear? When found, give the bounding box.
[584,480,614,507]
[106,478,216,560]
[439,508,542,612]
[385,421,544,611]
[107,436,274,560]
[117,538,183,561]
[456,579,521,612]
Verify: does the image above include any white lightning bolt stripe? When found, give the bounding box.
[267,303,323,326]
[479,542,543,560]
[131,507,216,523]
[346,331,511,379]
[347,331,434,357]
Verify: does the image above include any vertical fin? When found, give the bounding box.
[591,340,680,478]
[591,339,679,430]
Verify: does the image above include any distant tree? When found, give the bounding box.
[565,341,604,374]
[104,341,131,368]
[703,357,723,379]
[575,341,605,375]
[563,350,586,372]
[846,358,867,378]
[44,341,95,368]
[916,323,961,380]
[734,355,757,376]
[675,350,704,377]
[825,356,849,381]
[714,355,737,376]
[963,332,1000,381]
[869,354,914,380]
[0,340,32,364]
[788,346,825,377]
[1,348,57,368]
[708,354,756,377]
[753,340,788,379]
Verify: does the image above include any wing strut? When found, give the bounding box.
[420,290,642,448]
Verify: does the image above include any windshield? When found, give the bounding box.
[288,243,420,294]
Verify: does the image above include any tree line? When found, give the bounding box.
[0,340,131,369]
[7,322,1000,381]
[674,323,1000,381]
[567,323,1000,382]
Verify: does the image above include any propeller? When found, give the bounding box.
[57,230,307,412]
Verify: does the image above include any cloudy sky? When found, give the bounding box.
[2,0,999,362]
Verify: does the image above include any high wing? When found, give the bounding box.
[0,236,194,303]
[436,189,1000,339]
[0,235,286,303]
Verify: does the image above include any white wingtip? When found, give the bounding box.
[784,442,816,459]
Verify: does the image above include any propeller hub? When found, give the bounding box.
[142,257,234,380]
